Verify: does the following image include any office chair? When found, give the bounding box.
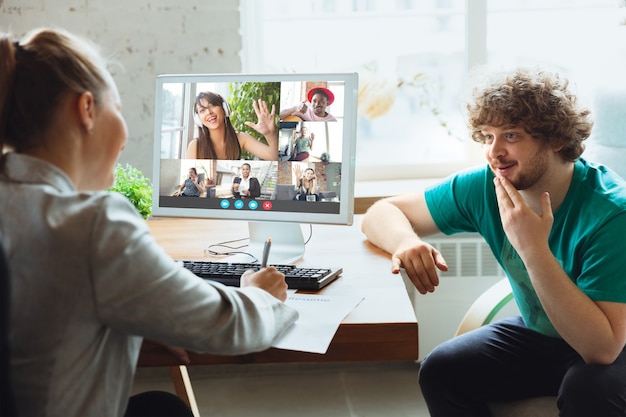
[456,278,558,417]
[271,184,297,201]
[1,236,18,416]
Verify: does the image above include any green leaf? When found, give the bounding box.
[108,163,153,219]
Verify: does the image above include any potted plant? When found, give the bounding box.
[108,163,153,219]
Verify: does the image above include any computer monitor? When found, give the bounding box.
[151,72,358,264]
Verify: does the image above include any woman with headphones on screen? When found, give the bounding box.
[293,165,319,202]
[186,91,278,160]
[0,27,297,417]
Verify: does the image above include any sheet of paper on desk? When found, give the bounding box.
[272,293,364,354]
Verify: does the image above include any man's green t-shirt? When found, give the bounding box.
[424,159,626,337]
[294,136,312,154]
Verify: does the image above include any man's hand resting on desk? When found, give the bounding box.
[394,239,448,295]
[241,267,289,301]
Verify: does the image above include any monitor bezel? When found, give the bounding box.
[151,72,358,226]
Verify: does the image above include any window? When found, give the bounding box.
[160,82,191,159]
[241,0,622,181]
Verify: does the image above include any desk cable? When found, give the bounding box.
[204,224,313,263]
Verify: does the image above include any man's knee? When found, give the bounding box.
[558,363,626,415]
[419,343,456,387]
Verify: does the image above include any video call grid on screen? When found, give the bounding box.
[151,73,358,226]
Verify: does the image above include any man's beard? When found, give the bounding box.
[492,150,550,190]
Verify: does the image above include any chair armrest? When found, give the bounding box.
[455,278,513,336]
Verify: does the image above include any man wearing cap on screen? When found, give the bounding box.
[279,87,337,122]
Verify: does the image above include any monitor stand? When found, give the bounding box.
[223,221,305,265]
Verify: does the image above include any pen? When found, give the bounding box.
[261,237,271,267]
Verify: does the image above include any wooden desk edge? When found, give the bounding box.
[138,322,418,367]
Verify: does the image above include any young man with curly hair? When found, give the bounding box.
[361,67,626,416]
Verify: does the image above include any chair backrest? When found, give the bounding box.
[0,236,18,416]
[271,184,297,201]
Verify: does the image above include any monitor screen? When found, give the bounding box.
[151,72,358,264]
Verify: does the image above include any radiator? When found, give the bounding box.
[427,233,504,279]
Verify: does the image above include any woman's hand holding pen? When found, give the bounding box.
[241,268,289,301]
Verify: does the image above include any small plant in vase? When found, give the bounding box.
[108,163,153,219]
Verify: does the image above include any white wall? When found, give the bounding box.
[0,0,242,177]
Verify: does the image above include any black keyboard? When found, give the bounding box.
[179,260,342,291]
